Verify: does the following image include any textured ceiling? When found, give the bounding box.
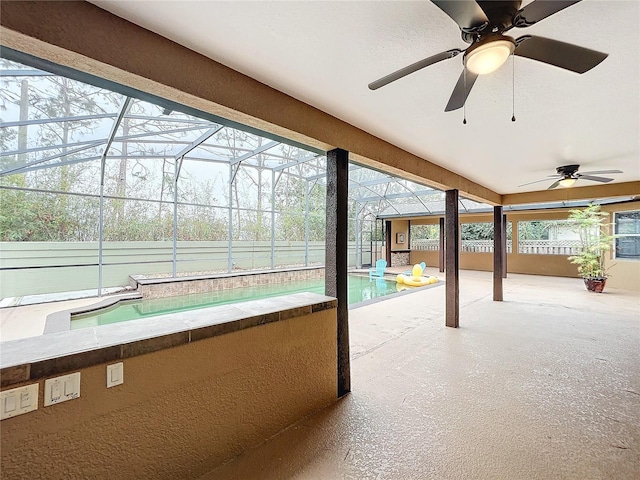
[91,0,639,195]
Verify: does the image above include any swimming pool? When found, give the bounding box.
[71,275,402,329]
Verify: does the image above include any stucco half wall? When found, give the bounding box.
[0,307,337,479]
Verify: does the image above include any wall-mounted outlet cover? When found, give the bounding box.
[0,383,39,420]
[106,362,124,388]
[44,372,80,407]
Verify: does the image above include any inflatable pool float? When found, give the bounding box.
[396,264,438,287]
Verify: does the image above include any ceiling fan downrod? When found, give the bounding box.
[512,53,516,122]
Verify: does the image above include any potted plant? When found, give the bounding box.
[567,203,613,293]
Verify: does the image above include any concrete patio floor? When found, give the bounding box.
[199,269,640,479]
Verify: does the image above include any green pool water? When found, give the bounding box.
[71,275,401,329]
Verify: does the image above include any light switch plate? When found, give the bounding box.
[0,384,39,420]
[106,362,124,388]
[44,372,80,406]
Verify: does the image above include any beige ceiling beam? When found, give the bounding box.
[502,181,640,206]
[0,0,500,205]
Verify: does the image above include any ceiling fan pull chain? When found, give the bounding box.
[463,67,467,124]
[511,54,516,122]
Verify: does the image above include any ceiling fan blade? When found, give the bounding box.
[513,0,582,27]
[547,180,561,190]
[368,49,462,90]
[515,36,608,74]
[579,169,623,175]
[444,69,478,112]
[431,0,489,30]
[517,177,560,187]
[577,174,613,183]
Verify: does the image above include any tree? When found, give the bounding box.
[517,220,550,240]
[567,204,613,279]
[275,177,326,241]
[1,60,119,240]
[461,222,494,240]
[411,224,439,241]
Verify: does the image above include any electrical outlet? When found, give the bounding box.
[44,372,80,406]
[0,384,39,420]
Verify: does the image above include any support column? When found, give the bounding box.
[98,97,130,296]
[385,220,392,266]
[325,148,350,398]
[227,164,233,273]
[502,213,508,278]
[172,160,179,277]
[373,218,378,264]
[98,169,105,296]
[439,217,445,272]
[270,170,276,270]
[512,219,519,265]
[354,203,360,268]
[493,206,504,301]
[445,190,459,328]
[304,180,310,266]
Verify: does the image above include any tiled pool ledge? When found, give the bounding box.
[130,266,325,299]
[0,292,337,388]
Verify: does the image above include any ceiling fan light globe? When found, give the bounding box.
[465,39,515,75]
[559,178,577,188]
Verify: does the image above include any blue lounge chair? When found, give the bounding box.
[369,259,387,280]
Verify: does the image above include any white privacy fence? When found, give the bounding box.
[412,239,439,251]
[412,239,514,253]
[517,240,582,255]
[461,240,513,253]
[412,238,581,255]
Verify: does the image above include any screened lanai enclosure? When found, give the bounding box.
[0,56,492,300]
